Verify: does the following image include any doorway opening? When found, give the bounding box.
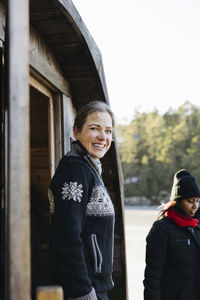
[30,82,55,298]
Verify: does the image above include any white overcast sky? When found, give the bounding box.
[73,0,200,124]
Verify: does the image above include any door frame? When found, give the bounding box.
[29,76,59,178]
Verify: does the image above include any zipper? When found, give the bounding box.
[91,234,103,273]
[83,155,105,187]
[188,227,200,249]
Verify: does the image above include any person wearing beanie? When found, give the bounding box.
[143,169,200,300]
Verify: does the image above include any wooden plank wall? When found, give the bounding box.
[29,27,70,97]
[102,143,128,300]
[7,1,30,300]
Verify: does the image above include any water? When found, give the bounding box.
[124,206,159,300]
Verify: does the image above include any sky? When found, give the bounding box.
[72,0,200,124]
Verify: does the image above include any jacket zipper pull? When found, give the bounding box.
[187,239,191,245]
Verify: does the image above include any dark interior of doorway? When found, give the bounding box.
[0,44,5,300]
[30,86,52,299]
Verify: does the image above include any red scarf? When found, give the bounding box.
[166,208,198,227]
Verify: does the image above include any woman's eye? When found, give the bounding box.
[188,199,194,203]
[106,129,112,134]
[90,127,98,131]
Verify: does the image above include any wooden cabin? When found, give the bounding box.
[0,1,128,300]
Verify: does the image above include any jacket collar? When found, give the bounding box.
[66,141,102,176]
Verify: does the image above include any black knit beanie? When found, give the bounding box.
[170,169,200,202]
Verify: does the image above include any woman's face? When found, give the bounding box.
[73,111,113,159]
[178,197,200,217]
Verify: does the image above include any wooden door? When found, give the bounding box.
[29,77,60,297]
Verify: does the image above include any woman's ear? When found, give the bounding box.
[73,127,79,140]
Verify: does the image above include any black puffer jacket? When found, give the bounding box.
[144,212,200,300]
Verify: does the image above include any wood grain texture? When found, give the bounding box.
[7,1,30,300]
[37,286,63,300]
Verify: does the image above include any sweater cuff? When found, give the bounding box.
[68,287,98,300]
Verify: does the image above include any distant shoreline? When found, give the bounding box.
[125,205,159,210]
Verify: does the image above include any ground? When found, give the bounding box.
[125,206,159,299]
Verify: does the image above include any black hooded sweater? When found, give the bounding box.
[143,207,200,300]
[49,142,115,300]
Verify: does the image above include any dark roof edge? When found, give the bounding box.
[52,0,110,105]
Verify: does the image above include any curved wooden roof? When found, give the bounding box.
[30,0,109,109]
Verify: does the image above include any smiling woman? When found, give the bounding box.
[49,101,115,300]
